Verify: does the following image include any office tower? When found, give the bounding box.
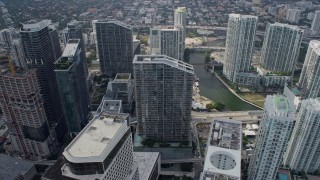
[62,20,88,78]
[20,20,66,142]
[133,55,194,142]
[260,23,303,74]
[248,95,295,180]
[0,67,58,157]
[105,73,134,113]
[150,26,185,61]
[298,40,320,99]
[61,111,139,180]
[133,39,141,55]
[201,119,242,180]
[284,98,320,173]
[223,14,258,83]
[94,20,133,76]
[311,11,320,34]
[54,39,90,135]
[286,9,301,24]
[174,7,187,34]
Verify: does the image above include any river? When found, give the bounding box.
[189,52,259,111]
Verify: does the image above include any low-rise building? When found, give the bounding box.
[201,119,242,180]
[257,66,292,87]
[235,72,260,87]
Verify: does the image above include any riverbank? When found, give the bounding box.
[206,66,263,109]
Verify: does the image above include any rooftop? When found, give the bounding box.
[0,154,35,180]
[133,55,194,75]
[134,152,160,180]
[175,7,186,13]
[271,22,302,31]
[96,99,122,114]
[93,19,132,29]
[62,39,80,57]
[229,13,257,19]
[310,40,320,55]
[208,119,242,150]
[21,19,52,32]
[63,111,128,160]
[274,95,289,112]
[114,73,131,80]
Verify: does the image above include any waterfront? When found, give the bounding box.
[189,52,259,111]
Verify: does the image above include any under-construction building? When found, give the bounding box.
[0,66,58,157]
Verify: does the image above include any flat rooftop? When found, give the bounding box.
[202,146,241,180]
[114,73,131,81]
[0,154,35,180]
[229,13,257,19]
[272,22,302,30]
[62,39,80,57]
[209,119,242,150]
[21,19,52,31]
[64,111,127,159]
[310,40,320,55]
[274,95,289,112]
[133,55,194,75]
[96,99,122,114]
[93,20,132,29]
[134,152,160,180]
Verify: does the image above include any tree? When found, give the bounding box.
[181,163,193,172]
[213,102,225,111]
[141,138,156,147]
[206,103,214,111]
[205,51,211,63]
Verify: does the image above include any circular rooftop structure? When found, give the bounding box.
[210,151,236,170]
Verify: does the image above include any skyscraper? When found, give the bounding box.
[61,111,139,180]
[20,20,66,142]
[133,55,194,142]
[284,98,320,173]
[223,14,257,83]
[94,20,133,76]
[174,7,187,35]
[286,9,301,24]
[54,39,90,135]
[0,67,57,157]
[248,95,295,180]
[260,23,303,74]
[150,26,185,61]
[62,20,89,78]
[311,11,320,34]
[298,40,320,99]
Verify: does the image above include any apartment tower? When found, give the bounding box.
[248,95,295,180]
[133,55,194,142]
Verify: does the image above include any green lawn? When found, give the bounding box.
[238,93,266,107]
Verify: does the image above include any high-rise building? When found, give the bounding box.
[61,111,139,180]
[174,7,187,33]
[11,39,26,68]
[307,12,315,21]
[150,26,185,61]
[94,20,133,76]
[248,95,295,180]
[311,11,320,34]
[260,23,303,74]
[54,39,90,135]
[286,9,301,24]
[223,14,258,83]
[298,40,320,99]
[284,98,320,173]
[62,20,89,78]
[133,55,194,142]
[20,20,66,143]
[105,73,134,114]
[0,67,58,157]
[201,119,242,180]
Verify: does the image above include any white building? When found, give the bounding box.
[260,23,303,75]
[248,95,295,180]
[284,98,320,173]
[150,26,185,61]
[174,7,186,30]
[298,40,320,99]
[223,14,257,84]
[201,119,242,180]
[61,111,139,180]
[257,67,293,87]
[311,11,320,35]
[283,85,302,110]
[286,9,301,24]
